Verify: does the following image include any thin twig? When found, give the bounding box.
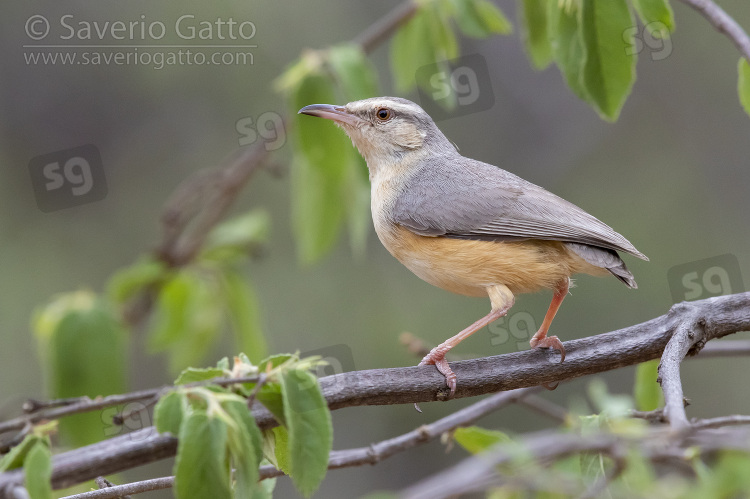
[94,477,132,499]
[515,394,569,423]
[676,0,750,62]
[353,0,419,55]
[60,477,173,499]
[691,415,750,430]
[0,376,260,436]
[697,339,750,357]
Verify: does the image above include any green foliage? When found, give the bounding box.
[547,0,588,100]
[739,58,750,117]
[520,0,553,69]
[148,268,225,373]
[107,209,270,373]
[174,411,233,499]
[33,291,127,447]
[155,354,332,498]
[0,425,55,498]
[579,0,637,121]
[634,359,663,411]
[631,0,675,34]
[454,426,511,454]
[279,368,333,496]
[24,440,52,499]
[154,391,188,435]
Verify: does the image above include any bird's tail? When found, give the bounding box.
[565,242,638,289]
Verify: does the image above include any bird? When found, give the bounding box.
[298,96,648,402]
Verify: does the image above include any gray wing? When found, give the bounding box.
[390,156,648,260]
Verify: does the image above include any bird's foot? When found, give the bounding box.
[530,335,566,363]
[415,347,457,412]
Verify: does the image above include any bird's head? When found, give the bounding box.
[298,97,455,174]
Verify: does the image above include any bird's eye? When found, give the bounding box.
[376,108,392,121]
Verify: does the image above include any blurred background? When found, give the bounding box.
[1,0,749,497]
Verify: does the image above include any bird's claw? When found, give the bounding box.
[415,349,456,412]
[530,335,565,363]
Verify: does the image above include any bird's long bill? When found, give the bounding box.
[297,104,363,126]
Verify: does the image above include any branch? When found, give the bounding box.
[60,387,543,498]
[352,0,419,55]
[0,293,748,493]
[656,297,750,429]
[676,0,750,62]
[59,477,174,499]
[0,376,260,437]
[399,426,750,499]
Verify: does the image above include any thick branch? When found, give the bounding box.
[0,293,748,493]
[677,0,750,62]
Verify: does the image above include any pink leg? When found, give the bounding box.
[529,278,569,362]
[419,303,512,398]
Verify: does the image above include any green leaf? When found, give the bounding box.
[257,383,286,426]
[106,257,166,305]
[390,9,437,92]
[588,378,633,418]
[174,367,227,385]
[634,360,663,411]
[430,6,459,60]
[150,270,224,373]
[259,354,293,370]
[327,44,379,101]
[630,0,675,34]
[222,399,263,498]
[739,58,750,118]
[454,426,511,454]
[451,0,512,38]
[0,435,43,472]
[292,73,351,263]
[279,369,332,496]
[473,0,513,34]
[174,411,232,499]
[35,293,128,447]
[712,451,750,496]
[266,426,291,475]
[548,0,589,100]
[202,210,270,263]
[154,391,188,435]
[579,0,637,121]
[521,0,553,69]
[24,441,52,499]
[220,271,267,364]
